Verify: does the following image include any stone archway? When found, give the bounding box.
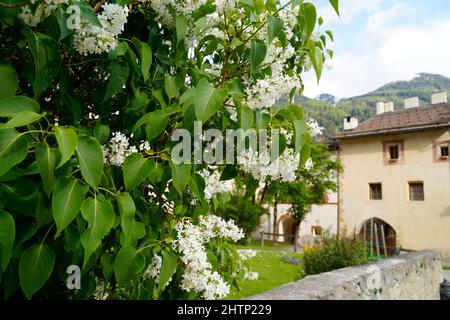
[359,218,398,256]
[276,214,297,243]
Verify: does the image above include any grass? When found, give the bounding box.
[224,239,385,300]
[225,248,303,300]
[444,266,450,270]
[233,239,296,251]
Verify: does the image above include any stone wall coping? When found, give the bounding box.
[245,250,442,300]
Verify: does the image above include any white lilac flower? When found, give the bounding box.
[140,0,207,27]
[237,249,257,260]
[139,140,151,152]
[73,4,128,55]
[93,278,110,300]
[306,118,324,138]
[74,21,118,56]
[102,132,138,167]
[98,3,129,36]
[198,169,229,201]
[245,73,301,110]
[243,270,259,281]
[237,146,300,183]
[214,0,238,13]
[303,158,314,171]
[18,5,42,27]
[18,1,69,26]
[144,254,163,283]
[280,128,293,144]
[173,216,244,300]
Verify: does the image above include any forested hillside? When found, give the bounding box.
[291,73,450,138]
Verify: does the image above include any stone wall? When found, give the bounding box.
[246,250,443,300]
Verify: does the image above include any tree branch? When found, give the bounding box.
[0,1,27,8]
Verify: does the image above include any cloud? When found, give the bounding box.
[317,0,383,25]
[303,2,450,99]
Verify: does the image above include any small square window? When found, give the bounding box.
[311,226,323,236]
[389,145,399,160]
[409,182,424,201]
[441,145,449,158]
[369,183,382,200]
[384,141,404,164]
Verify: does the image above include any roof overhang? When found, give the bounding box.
[335,122,450,141]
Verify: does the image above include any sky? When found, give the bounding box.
[302,0,450,99]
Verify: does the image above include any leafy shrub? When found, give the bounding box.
[0,0,338,300]
[303,232,368,276]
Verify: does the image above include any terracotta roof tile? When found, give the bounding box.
[336,103,450,139]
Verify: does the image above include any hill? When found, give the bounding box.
[296,73,450,138]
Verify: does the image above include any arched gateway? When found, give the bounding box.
[359,218,398,256]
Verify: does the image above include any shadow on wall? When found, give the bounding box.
[440,206,450,218]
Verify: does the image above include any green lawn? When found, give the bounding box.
[225,249,304,300]
[232,239,296,251]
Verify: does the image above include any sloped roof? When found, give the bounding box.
[336,103,450,139]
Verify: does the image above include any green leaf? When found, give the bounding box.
[0,63,18,98]
[55,126,77,169]
[0,210,15,276]
[176,16,188,44]
[80,197,116,266]
[18,244,55,299]
[56,7,71,40]
[35,143,60,197]
[299,139,312,168]
[76,0,102,27]
[227,78,245,100]
[250,40,267,71]
[267,16,283,44]
[164,74,179,101]
[308,41,323,82]
[131,37,152,82]
[220,165,238,181]
[117,192,135,219]
[135,110,170,141]
[52,177,88,235]
[188,173,205,199]
[325,30,334,42]
[302,3,317,38]
[293,120,308,154]
[23,30,61,98]
[0,128,30,177]
[237,104,253,130]
[123,153,155,190]
[114,246,145,286]
[108,41,129,60]
[256,110,270,130]
[104,60,129,102]
[0,111,44,128]
[117,193,146,247]
[152,89,167,108]
[120,217,145,247]
[158,249,178,290]
[329,0,340,16]
[170,161,191,195]
[0,96,40,118]
[94,122,110,145]
[194,78,228,122]
[286,104,304,121]
[75,135,104,189]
